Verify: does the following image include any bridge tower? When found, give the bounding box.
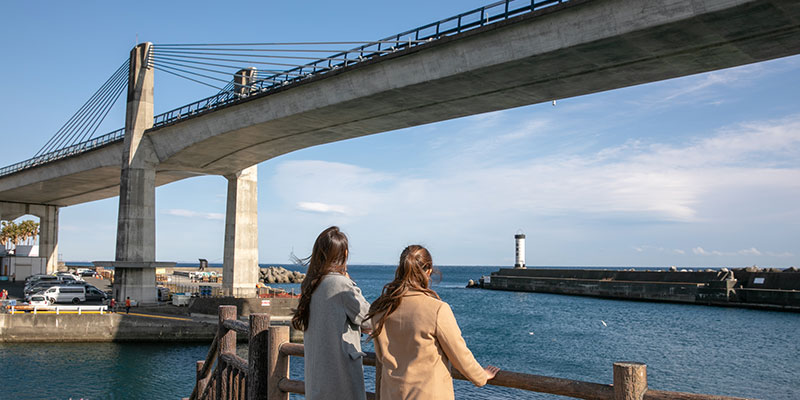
[223,68,260,298]
[112,42,162,304]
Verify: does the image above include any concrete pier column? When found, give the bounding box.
[0,202,59,273]
[38,205,59,273]
[114,42,158,304]
[223,166,259,298]
[221,68,260,298]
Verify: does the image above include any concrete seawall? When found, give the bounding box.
[0,313,216,343]
[482,268,800,311]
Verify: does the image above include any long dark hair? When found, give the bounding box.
[291,226,349,331]
[367,245,440,338]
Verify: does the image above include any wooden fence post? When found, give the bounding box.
[248,313,271,400]
[613,362,647,400]
[196,360,207,398]
[219,305,238,355]
[219,306,237,400]
[267,326,290,400]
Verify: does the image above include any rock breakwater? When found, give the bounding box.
[259,266,305,284]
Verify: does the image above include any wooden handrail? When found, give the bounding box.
[644,390,754,400]
[188,331,219,400]
[221,319,250,335]
[452,368,612,400]
[188,305,758,400]
[219,353,248,373]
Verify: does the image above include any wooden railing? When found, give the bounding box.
[188,306,756,400]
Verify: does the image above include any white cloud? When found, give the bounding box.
[692,246,780,257]
[276,115,800,225]
[164,209,224,220]
[766,251,795,257]
[693,247,722,256]
[738,247,762,256]
[268,113,800,264]
[296,202,349,215]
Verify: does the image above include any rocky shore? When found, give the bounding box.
[259,266,305,284]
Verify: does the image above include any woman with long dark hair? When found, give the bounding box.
[291,226,371,400]
[368,245,499,399]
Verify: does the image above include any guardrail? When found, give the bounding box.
[0,128,124,178]
[187,305,755,400]
[7,305,109,314]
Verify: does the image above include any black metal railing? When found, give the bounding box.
[151,0,568,128]
[0,128,125,177]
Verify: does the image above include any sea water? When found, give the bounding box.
[1,264,798,399]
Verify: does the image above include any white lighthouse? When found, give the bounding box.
[514,231,526,269]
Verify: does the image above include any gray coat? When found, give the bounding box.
[304,273,371,400]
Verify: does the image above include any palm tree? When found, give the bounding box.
[0,220,40,252]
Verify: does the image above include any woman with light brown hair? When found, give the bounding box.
[368,245,499,399]
[292,226,371,400]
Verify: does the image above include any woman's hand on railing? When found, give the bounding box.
[484,365,500,380]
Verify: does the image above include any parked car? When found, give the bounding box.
[56,272,83,282]
[43,286,86,304]
[25,274,58,284]
[25,274,60,287]
[28,295,51,306]
[79,269,97,277]
[24,281,65,297]
[84,287,108,302]
[64,281,99,289]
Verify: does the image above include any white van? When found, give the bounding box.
[43,286,86,304]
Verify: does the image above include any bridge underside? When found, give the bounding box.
[1,0,799,206]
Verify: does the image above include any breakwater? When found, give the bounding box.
[478,267,800,311]
[0,313,216,343]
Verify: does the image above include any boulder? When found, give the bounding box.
[259,266,306,284]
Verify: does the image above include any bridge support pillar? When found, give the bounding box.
[114,42,159,304]
[0,202,59,274]
[37,205,59,274]
[223,166,259,298]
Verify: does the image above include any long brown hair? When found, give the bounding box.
[291,226,349,331]
[367,245,440,338]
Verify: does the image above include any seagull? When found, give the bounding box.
[552,100,557,106]
[600,320,608,327]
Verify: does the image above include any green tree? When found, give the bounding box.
[0,220,40,251]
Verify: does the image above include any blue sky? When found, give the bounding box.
[1,1,799,267]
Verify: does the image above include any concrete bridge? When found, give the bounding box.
[1,0,798,302]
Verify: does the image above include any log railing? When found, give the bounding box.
[188,306,756,400]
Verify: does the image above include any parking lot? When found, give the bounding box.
[1,274,111,305]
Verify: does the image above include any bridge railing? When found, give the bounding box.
[153,0,571,129]
[2,1,573,176]
[0,128,125,178]
[187,305,755,400]
[3,1,572,175]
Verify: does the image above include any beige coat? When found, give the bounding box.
[373,291,487,400]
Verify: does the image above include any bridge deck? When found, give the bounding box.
[1,0,799,206]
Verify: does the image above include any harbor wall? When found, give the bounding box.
[187,296,297,317]
[0,313,216,343]
[483,268,800,311]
